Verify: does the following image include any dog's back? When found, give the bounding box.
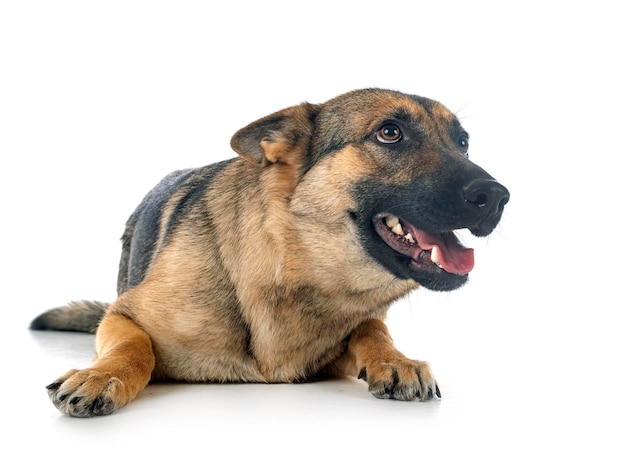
[30,163,231,333]
[117,162,233,294]
[32,159,241,332]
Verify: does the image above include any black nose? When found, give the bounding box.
[463,179,510,219]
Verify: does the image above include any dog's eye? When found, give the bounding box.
[376,123,403,144]
[458,134,469,156]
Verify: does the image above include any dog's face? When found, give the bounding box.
[231,89,509,292]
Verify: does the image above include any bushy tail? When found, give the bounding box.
[30,300,109,334]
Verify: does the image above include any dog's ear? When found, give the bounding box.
[230,102,319,167]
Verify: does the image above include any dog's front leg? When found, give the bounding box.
[45,313,155,417]
[342,319,441,401]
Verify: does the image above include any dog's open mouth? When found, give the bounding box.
[373,213,474,276]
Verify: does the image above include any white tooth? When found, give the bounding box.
[431,246,443,268]
[392,223,405,236]
[404,232,415,244]
[385,215,399,229]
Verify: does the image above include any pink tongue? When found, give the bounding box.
[413,231,475,275]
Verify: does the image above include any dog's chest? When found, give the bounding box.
[240,288,391,381]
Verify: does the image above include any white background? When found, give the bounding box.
[1,1,624,454]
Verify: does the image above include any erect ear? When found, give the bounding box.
[230,102,319,167]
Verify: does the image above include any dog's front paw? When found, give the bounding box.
[357,358,441,401]
[46,369,126,417]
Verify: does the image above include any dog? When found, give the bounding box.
[31,88,509,417]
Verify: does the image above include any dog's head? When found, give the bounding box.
[231,89,509,292]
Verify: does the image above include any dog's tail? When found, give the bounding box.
[30,300,109,334]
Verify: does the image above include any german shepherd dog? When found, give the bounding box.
[31,88,509,417]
